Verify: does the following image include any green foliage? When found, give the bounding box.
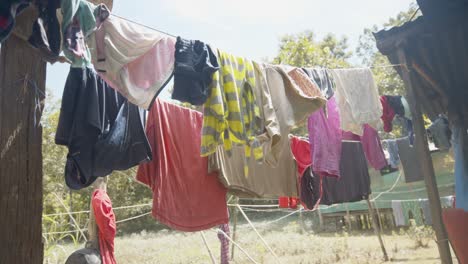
[356,4,421,96]
[405,221,435,249]
[273,31,352,68]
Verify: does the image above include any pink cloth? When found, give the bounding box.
[92,190,116,264]
[137,99,229,231]
[307,96,342,177]
[290,136,312,176]
[380,96,395,133]
[342,125,387,170]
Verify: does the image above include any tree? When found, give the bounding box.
[273,31,352,68]
[356,4,421,95]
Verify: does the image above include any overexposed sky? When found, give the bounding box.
[47,0,415,96]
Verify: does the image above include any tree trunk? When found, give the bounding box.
[0,18,46,264]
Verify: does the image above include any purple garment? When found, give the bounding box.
[217,224,230,264]
[308,96,342,177]
[361,125,388,170]
[342,125,387,170]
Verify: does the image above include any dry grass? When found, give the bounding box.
[44,220,459,264]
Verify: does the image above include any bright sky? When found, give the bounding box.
[47,0,415,97]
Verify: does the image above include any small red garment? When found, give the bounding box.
[380,96,395,133]
[92,189,117,264]
[290,136,312,176]
[137,99,228,231]
[442,208,468,264]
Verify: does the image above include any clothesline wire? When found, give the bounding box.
[109,13,406,70]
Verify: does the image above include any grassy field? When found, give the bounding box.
[44,220,458,264]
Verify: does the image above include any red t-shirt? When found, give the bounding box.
[92,189,116,264]
[137,99,228,231]
[290,136,311,176]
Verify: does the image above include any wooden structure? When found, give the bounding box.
[0,8,46,264]
[375,0,468,262]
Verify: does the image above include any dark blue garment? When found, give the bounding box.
[453,126,468,211]
[172,36,219,105]
[57,68,152,190]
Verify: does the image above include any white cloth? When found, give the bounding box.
[392,200,406,226]
[88,15,175,109]
[332,68,382,135]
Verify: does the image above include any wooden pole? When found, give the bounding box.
[366,199,389,261]
[200,231,217,264]
[317,207,324,231]
[87,177,107,249]
[345,204,352,232]
[397,48,452,264]
[230,197,239,260]
[0,7,46,264]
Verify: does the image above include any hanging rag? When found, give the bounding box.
[380,96,396,132]
[0,0,31,43]
[382,139,400,168]
[137,99,229,231]
[92,189,116,264]
[56,67,152,190]
[360,125,388,170]
[290,136,312,176]
[331,68,382,135]
[172,36,219,105]
[401,96,412,120]
[217,224,230,264]
[302,67,335,99]
[385,95,405,117]
[308,95,342,178]
[392,200,406,226]
[396,137,423,183]
[427,115,451,151]
[319,141,371,205]
[88,11,175,109]
[300,167,321,210]
[401,200,424,226]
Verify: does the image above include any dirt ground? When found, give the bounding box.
[44,221,459,264]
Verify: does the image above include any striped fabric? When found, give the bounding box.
[217,224,230,264]
[201,50,263,169]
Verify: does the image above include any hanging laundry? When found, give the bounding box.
[56,68,152,190]
[382,139,400,169]
[396,137,423,183]
[442,209,468,264]
[319,141,371,205]
[290,136,311,176]
[217,224,230,264]
[392,200,406,226]
[401,97,412,119]
[61,0,100,68]
[302,68,335,99]
[360,125,388,170]
[380,96,396,132]
[137,99,228,231]
[88,8,175,109]
[92,189,116,264]
[172,37,219,105]
[210,64,326,198]
[308,95,342,178]
[385,95,405,117]
[427,115,451,151]
[300,167,321,210]
[201,50,263,166]
[401,200,424,226]
[0,0,31,43]
[453,126,468,212]
[28,0,61,62]
[331,68,382,135]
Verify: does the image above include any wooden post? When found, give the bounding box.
[0,7,46,264]
[397,48,453,264]
[366,199,389,261]
[345,204,352,232]
[230,197,239,260]
[317,207,324,231]
[87,177,107,249]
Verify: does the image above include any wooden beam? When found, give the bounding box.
[397,48,453,264]
[0,13,46,264]
[366,199,389,261]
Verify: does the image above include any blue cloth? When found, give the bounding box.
[453,126,468,211]
[383,139,400,168]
